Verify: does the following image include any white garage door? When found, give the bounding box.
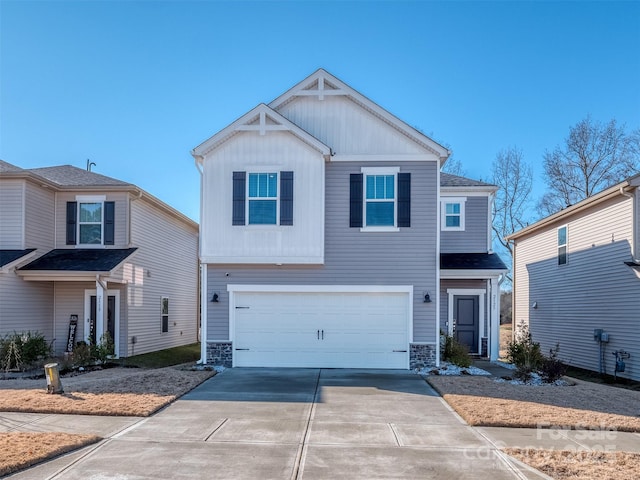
[231,288,410,369]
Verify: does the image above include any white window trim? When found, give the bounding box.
[441,197,467,231]
[76,195,107,247]
[360,166,400,232]
[246,172,279,226]
[557,225,568,266]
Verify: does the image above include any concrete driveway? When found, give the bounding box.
[9,369,546,479]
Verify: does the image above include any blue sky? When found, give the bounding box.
[2,1,639,222]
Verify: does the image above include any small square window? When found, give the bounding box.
[441,198,466,231]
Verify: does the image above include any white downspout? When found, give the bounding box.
[619,187,639,263]
[194,153,207,364]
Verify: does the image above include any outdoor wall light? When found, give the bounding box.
[532,301,538,309]
[423,292,432,303]
[211,293,219,303]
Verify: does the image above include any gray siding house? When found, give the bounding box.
[193,69,506,369]
[507,174,640,381]
[0,161,199,358]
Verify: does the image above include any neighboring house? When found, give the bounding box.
[0,160,199,358]
[507,174,640,381]
[192,69,506,369]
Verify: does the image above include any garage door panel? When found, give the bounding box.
[233,290,410,369]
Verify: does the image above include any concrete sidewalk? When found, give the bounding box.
[2,369,638,479]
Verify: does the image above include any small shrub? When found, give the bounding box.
[506,321,544,380]
[540,344,568,383]
[443,335,472,368]
[0,331,52,371]
[94,333,115,365]
[72,341,94,368]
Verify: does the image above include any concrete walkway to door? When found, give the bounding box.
[6,369,548,479]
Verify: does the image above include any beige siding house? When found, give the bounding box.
[507,174,640,381]
[0,160,199,358]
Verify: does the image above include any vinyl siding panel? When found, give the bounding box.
[200,131,324,263]
[127,197,199,356]
[440,196,488,253]
[276,96,427,156]
[0,179,25,248]
[24,181,55,251]
[54,191,129,248]
[513,195,640,381]
[0,274,53,338]
[206,161,438,343]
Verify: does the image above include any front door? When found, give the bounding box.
[454,295,479,354]
[84,290,119,356]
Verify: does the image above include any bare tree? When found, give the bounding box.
[491,147,533,283]
[441,156,466,177]
[538,116,640,216]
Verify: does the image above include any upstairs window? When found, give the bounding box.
[79,202,103,244]
[67,197,114,246]
[248,173,278,224]
[232,171,293,226]
[558,225,568,265]
[441,198,466,231]
[350,167,409,232]
[365,174,395,226]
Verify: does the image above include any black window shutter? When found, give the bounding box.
[66,201,77,245]
[104,201,115,245]
[397,172,411,227]
[232,171,246,225]
[280,171,293,226]
[349,173,363,228]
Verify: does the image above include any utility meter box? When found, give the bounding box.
[601,332,610,342]
[593,329,603,341]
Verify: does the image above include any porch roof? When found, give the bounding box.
[440,253,508,273]
[17,248,137,281]
[0,249,37,268]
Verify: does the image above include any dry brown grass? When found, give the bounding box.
[0,432,100,477]
[428,376,640,432]
[0,365,215,416]
[0,365,215,476]
[505,448,640,480]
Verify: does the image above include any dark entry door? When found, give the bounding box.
[89,295,116,348]
[454,295,479,354]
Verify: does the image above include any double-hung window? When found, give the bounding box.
[349,167,410,231]
[248,173,278,224]
[232,171,293,226]
[67,196,115,246]
[161,297,169,333]
[557,225,568,265]
[79,202,103,244]
[441,197,466,231]
[365,174,396,226]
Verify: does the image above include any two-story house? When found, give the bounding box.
[192,69,506,369]
[507,174,640,381]
[0,161,199,358]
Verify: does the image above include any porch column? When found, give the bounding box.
[489,277,500,361]
[95,276,107,345]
